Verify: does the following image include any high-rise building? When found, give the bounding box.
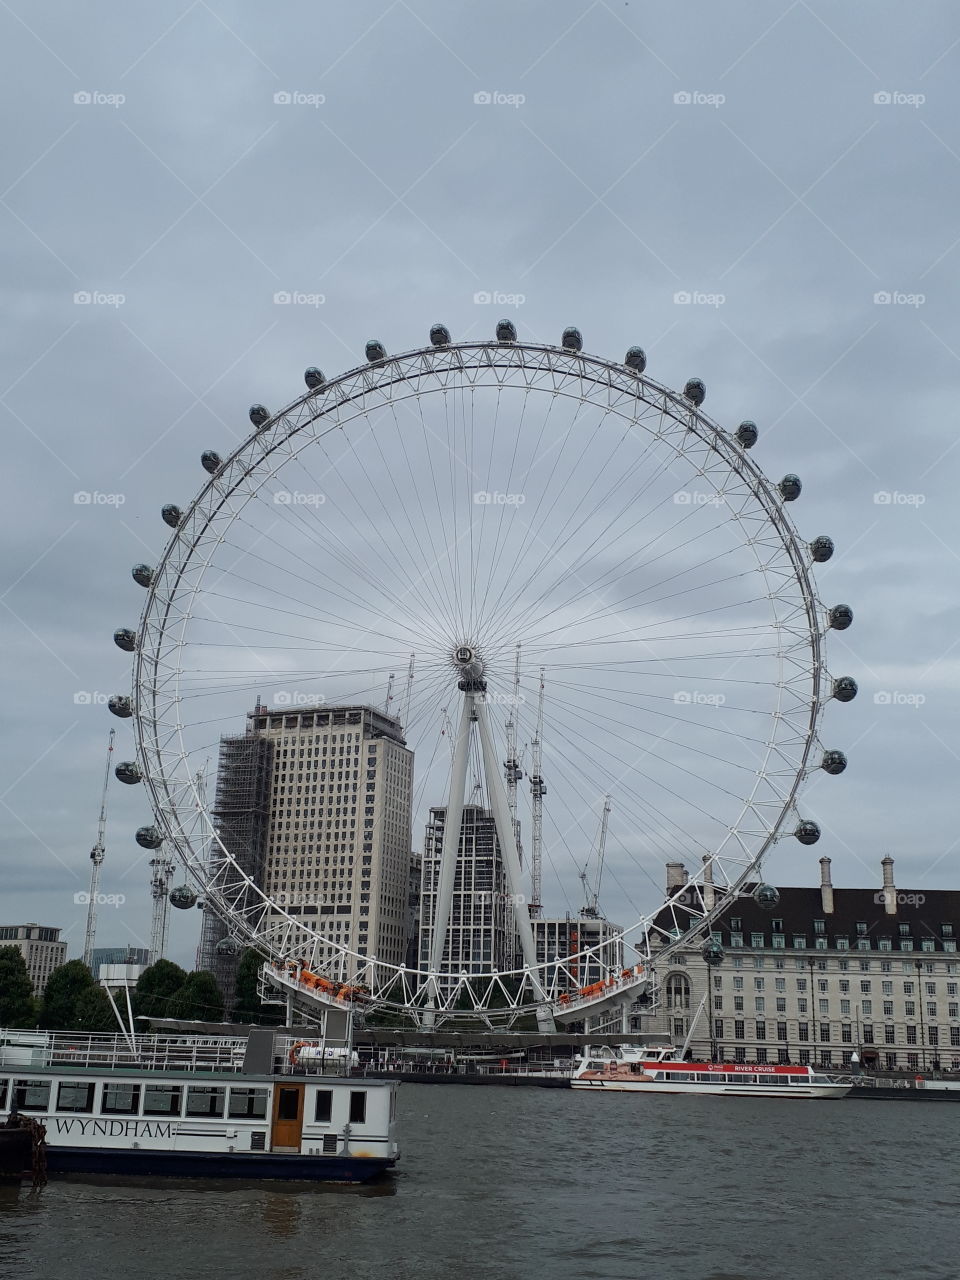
[243,703,414,973]
[0,924,66,993]
[418,804,520,989]
[533,915,624,995]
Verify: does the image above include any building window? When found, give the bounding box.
[929,1027,940,1047]
[751,933,764,948]
[841,1024,853,1043]
[776,1022,788,1042]
[884,1026,896,1045]
[734,1020,745,1040]
[798,1022,809,1041]
[793,936,806,950]
[863,1025,874,1044]
[713,1019,724,1040]
[755,1022,766,1040]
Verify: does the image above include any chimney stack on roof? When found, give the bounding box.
[881,855,897,915]
[819,856,834,914]
[665,862,688,893]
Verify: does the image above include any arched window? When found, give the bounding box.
[666,971,691,1010]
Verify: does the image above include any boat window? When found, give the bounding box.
[13,1079,50,1112]
[143,1085,183,1117]
[587,1061,605,1070]
[186,1086,225,1118]
[653,1072,665,1081]
[228,1087,269,1119]
[349,1091,367,1124]
[0,1078,7,1109]
[102,1083,140,1115]
[57,1081,96,1113]
[314,1089,333,1123]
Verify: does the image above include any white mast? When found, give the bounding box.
[528,667,546,920]
[82,728,116,968]
[580,794,612,917]
[401,652,415,729]
[148,857,175,964]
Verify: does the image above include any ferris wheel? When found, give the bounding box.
[108,323,856,1031]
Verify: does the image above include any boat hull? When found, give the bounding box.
[572,1079,849,1098]
[43,1145,395,1183]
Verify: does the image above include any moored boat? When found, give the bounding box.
[0,1026,399,1182]
[571,1044,851,1098]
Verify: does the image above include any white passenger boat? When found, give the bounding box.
[0,1026,398,1182]
[571,1044,851,1098]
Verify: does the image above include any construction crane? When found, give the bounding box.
[401,652,415,729]
[383,672,396,716]
[148,856,176,964]
[528,667,546,920]
[82,728,116,968]
[503,642,523,852]
[579,795,612,919]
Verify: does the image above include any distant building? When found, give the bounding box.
[533,915,624,995]
[405,852,422,969]
[418,805,519,989]
[90,946,149,978]
[0,924,66,993]
[634,856,960,1072]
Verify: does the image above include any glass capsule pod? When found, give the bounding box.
[304,367,326,390]
[169,884,198,910]
[561,327,583,352]
[365,339,387,363]
[795,820,821,845]
[115,761,142,784]
[810,535,834,563]
[735,421,758,449]
[161,504,182,528]
[201,451,222,475]
[496,319,517,342]
[107,695,132,719]
[821,749,847,775]
[683,378,706,406]
[829,604,853,630]
[113,628,137,652]
[132,565,153,588]
[429,324,451,346]
[754,883,781,910]
[624,346,647,372]
[832,676,858,702]
[249,404,270,427]
[701,940,725,966]
[779,474,802,501]
[135,826,163,849]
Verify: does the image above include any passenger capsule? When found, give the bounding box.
[132,564,153,589]
[810,535,834,563]
[135,825,163,850]
[832,675,858,703]
[795,819,821,846]
[108,695,132,719]
[169,884,197,910]
[821,749,848,775]
[115,761,142,785]
[249,405,270,428]
[735,420,758,449]
[779,474,802,501]
[201,451,222,475]
[561,327,583,352]
[429,324,451,347]
[624,346,647,372]
[216,936,242,957]
[829,603,853,631]
[161,504,182,528]
[496,319,517,342]
[683,378,706,407]
[701,940,725,967]
[365,339,387,363]
[304,368,326,390]
[113,628,137,653]
[754,883,781,910]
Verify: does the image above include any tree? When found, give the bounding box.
[0,946,36,1027]
[38,960,96,1030]
[74,985,118,1033]
[133,959,189,1022]
[167,971,224,1022]
[232,949,281,1024]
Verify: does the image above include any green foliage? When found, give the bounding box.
[38,959,96,1030]
[0,945,37,1027]
[167,970,224,1022]
[231,949,281,1025]
[133,959,189,1020]
[74,985,118,1032]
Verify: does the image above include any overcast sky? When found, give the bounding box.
[2,1,958,967]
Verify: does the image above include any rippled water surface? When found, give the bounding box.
[2,1086,958,1280]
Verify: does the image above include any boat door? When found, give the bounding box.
[270,1083,306,1152]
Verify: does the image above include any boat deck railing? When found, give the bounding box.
[0,1029,249,1074]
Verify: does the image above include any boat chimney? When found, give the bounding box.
[666,862,688,894]
[702,855,715,910]
[881,855,897,915]
[819,857,834,914]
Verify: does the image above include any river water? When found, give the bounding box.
[1,1085,957,1280]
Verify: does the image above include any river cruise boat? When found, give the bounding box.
[572,1044,851,1098]
[0,1026,398,1182]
